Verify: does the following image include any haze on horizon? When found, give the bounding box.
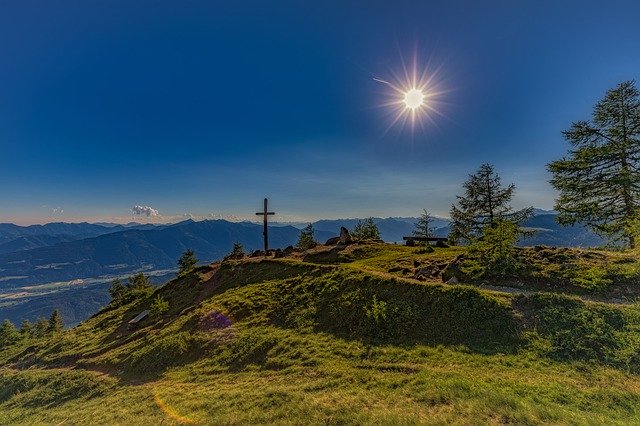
[1,1,639,226]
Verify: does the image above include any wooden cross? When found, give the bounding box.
[255,198,275,253]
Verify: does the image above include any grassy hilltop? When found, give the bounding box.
[1,242,640,424]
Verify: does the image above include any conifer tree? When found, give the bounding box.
[34,317,49,338]
[548,81,640,248]
[20,319,33,338]
[48,309,63,333]
[178,249,198,277]
[297,223,317,249]
[108,278,126,301]
[352,218,380,240]
[0,319,19,347]
[450,163,532,243]
[229,242,244,258]
[413,210,436,239]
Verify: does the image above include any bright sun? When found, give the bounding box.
[403,88,425,109]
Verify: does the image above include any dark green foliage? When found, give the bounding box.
[450,163,533,243]
[297,223,317,250]
[108,278,126,301]
[462,220,522,282]
[150,295,169,318]
[0,319,20,348]
[127,273,152,292]
[20,320,33,338]
[33,317,49,338]
[352,218,380,240]
[48,310,63,334]
[548,81,640,248]
[107,274,154,308]
[516,294,633,367]
[412,210,436,239]
[227,242,245,259]
[178,249,198,277]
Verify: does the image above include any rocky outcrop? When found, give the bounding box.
[339,227,353,244]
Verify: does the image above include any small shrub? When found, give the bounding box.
[570,266,612,291]
[150,295,170,318]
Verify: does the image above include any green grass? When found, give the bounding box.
[1,243,640,424]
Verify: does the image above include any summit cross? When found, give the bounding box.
[255,198,275,253]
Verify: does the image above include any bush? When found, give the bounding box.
[150,295,170,318]
[570,266,612,291]
[461,220,521,282]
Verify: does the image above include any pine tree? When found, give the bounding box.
[229,242,244,259]
[108,278,126,301]
[297,223,317,250]
[548,81,640,248]
[413,210,436,239]
[34,317,49,338]
[126,273,154,298]
[20,319,33,338]
[178,249,198,277]
[450,163,532,243]
[48,309,63,333]
[0,319,19,347]
[352,218,381,240]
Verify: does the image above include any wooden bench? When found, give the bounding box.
[128,309,150,329]
[402,236,449,246]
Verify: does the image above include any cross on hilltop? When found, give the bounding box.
[255,198,275,253]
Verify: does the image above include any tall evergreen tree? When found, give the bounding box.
[178,249,198,277]
[0,319,19,347]
[108,278,126,301]
[450,163,532,243]
[48,309,64,333]
[413,210,436,239]
[20,319,33,338]
[548,81,640,248]
[297,223,317,250]
[34,317,49,338]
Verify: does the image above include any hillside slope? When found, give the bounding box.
[1,243,640,424]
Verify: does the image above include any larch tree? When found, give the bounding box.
[178,249,198,277]
[548,81,640,248]
[297,223,317,250]
[48,309,63,334]
[450,163,532,243]
[413,210,436,239]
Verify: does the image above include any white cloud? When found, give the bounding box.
[51,207,64,214]
[131,205,160,217]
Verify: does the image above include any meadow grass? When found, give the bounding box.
[1,243,640,424]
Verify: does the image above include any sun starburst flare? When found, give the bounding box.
[373,50,450,133]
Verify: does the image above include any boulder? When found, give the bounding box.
[435,240,449,248]
[250,250,264,257]
[339,227,353,244]
[325,236,340,246]
[274,248,284,258]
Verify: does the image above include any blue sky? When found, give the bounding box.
[1,1,639,224]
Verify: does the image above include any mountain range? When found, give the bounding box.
[0,212,606,327]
